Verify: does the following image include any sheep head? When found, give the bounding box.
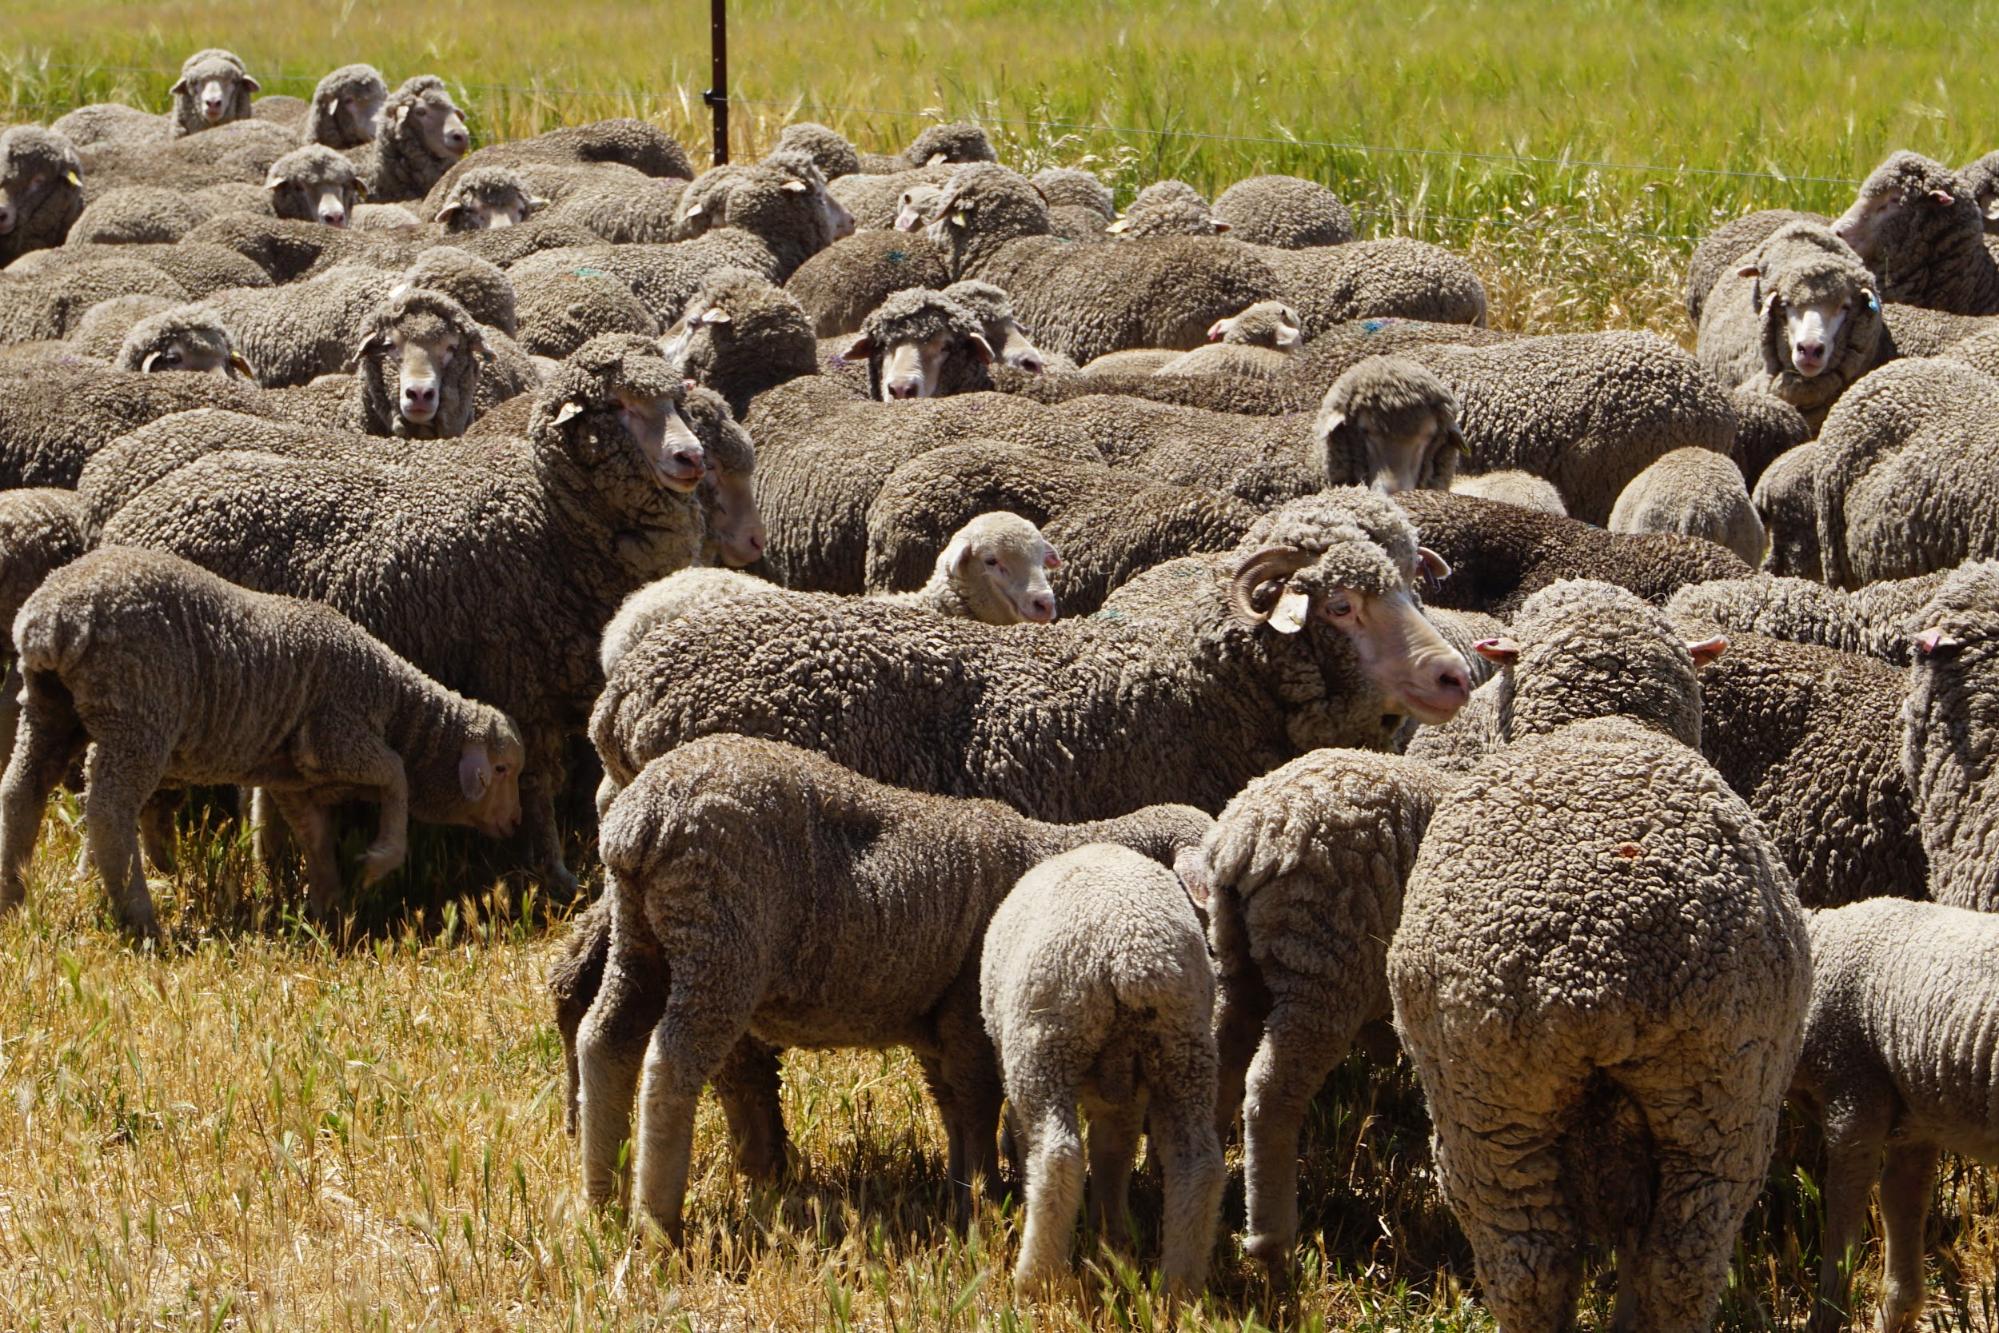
[1833,151,1977,267]
[0,126,84,256]
[170,49,257,136]
[1479,579,1723,749]
[534,334,705,492]
[664,268,817,409]
[681,385,766,568]
[435,165,546,231]
[941,279,1050,374]
[1226,489,1471,727]
[899,121,997,170]
[1208,300,1302,349]
[940,512,1061,625]
[1316,357,1465,495]
[264,144,363,228]
[924,164,1053,278]
[351,286,488,438]
[841,287,995,401]
[384,75,470,164]
[1109,179,1228,238]
[1738,222,1881,407]
[306,64,389,149]
[115,306,249,378]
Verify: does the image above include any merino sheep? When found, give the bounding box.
[1698,221,1884,427]
[1315,355,1463,494]
[1752,441,1821,578]
[594,489,1473,822]
[837,286,996,399]
[1608,447,1765,566]
[0,251,191,342]
[0,546,525,939]
[1792,899,1999,1333]
[63,184,229,246]
[1666,570,1946,666]
[433,165,546,231]
[1151,300,1303,380]
[1031,167,1115,241]
[1107,180,1227,238]
[578,733,1210,1236]
[348,76,470,203]
[514,269,658,361]
[1389,581,1810,1333]
[1833,151,1999,315]
[0,126,86,265]
[782,226,953,337]
[773,122,861,180]
[98,336,720,893]
[111,306,250,377]
[1901,562,1999,912]
[421,121,692,216]
[855,121,996,175]
[303,64,388,149]
[0,489,87,763]
[1449,469,1568,515]
[26,236,272,299]
[263,144,364,228]
[941,279,1058,375]
[827,162,951,232]
[169,49,261,138]
[982,844,1222,1295]
[1685,207,1825,322]
[660,268,816,415]
[346,286,495,438]
[1212,175,1355,249]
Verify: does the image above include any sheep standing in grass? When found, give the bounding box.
[982,844,1223,1296]
[1792,899,1999,1333]
[0,127,85,265]
[579,734,1210,1238]
[1389,581,1809,1333]
[0,547,525,939]
[1608,447,1765,566]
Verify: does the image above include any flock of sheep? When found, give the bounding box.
[5,43,1999,1331]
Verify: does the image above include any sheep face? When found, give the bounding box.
[137,329,243,377]
[438,178,545,231]
[948,514,1061,624]
[1832,155,1963,265]
[265,150,363,228]
[1208,300,1302,349]
[0,131,81,243]
[1769,288,1852,379]
[1321,402,1462,494]
[699,462,767,567]
[172,54,258,133]
[320,85,385,147]
[883,328,993,400]
[400,91,471,162]
[894,184,943,232]
[394,328,473,428]
[0,167,55,237]
[435,723,527,838]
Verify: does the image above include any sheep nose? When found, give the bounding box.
[444,128,469,151]
[403,383,439,411]
[1026,595,1057,623]
[321,207,347,227]
[887,380,921,400]
[672,446,703,472]
[1434,664,1472,705]
[1018,353,1046,374]
[1796,340,1826,363]
[0,205,14,234]
[745,528,767,555]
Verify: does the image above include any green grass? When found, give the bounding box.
[6,2,1999,1324]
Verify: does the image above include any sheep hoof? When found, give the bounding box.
[358,843,405,887]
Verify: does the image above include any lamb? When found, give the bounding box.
[347,76,470,203]
[1449,469,1567,515]
[862,440,1258,614]
[1697,221,1885,427]
[1396,489,1752,617]
[592,489,1474,820]
[1813,356,1999,587]
[1192,747,1456,1277]
[0,126,85,265]
[111,306,250,378]
[1832,151,1999,315]
[1150,300,1304,379]
[577,733,1210,1236]
[0,546,525,940]
[1608,447,1765,566]
[1791,899,1999,1333]
[1106,180,1227,237]
[302,64,388,149]
[1388,581,1810,1333]
[1212,175,1356,249]
[982,844,1223,1295]
[1901,561,1999,912]
[432,165,546,231]
[96,336,719,893]
[1752,441,1821,578]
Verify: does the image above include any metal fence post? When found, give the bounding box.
[705,0,729,165]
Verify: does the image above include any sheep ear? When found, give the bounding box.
[227,352,253,379]
[466,324,490,357]
[1417,547,1452,582]
[527,196,550,212]
[837,333,875,364]
[553,400,585,425]
[1212,220,1231,233]
[1172,847,1210,910]
[324,95,341,112]
[1042,546,1062,570]
[700,306,732,326]
[1267,588,1311,634]
[967,332,995,365]
[949,209,970,229]
[345,331,384,373]
[1862,287,1880,313]
[140,351,163,373]
[1206,318,1230,342]
[925,152,949,167]
[1686,635,1728,667]
[1320,410,1347,441]
[780,178,808,193]
[242,75,261,93]
[263,171,285,191]
[436,201,462,223]
[1931,188,1956,207]
[1915,628,1963,659]
[1473,636,1520,665]
[63,169,81,186]
[458,746,494,801]
[942,535,973,573]
[393,102,412,129]
[170,77,190,95]
[354,178,369,200]
[1735,263,1761,279]
[1105,217,1129,234]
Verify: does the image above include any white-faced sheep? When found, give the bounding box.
[169,49,261,137]
[348,76,470,203]
[303,64,388,149]
[261,144,365,228]
[1608,447,1765,566]
[577,733,1209,1236]
[1151,300,1304,380]
[1389,581,1809,1333]
[0,546,524,939]
[1833,151,1999,315]
[982,843,1223,1296]
[0,126,85,265]
[111,306,251,378]
[1316,355,1464,494]
[433,165,547,231]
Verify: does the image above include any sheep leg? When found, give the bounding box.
[0,680,85,913]
[1011,1097,1086,1294]
[713,1036,790,1183]
[1240,1001,1358,1277]
[1875,1140,1937,1333]
[1084,1092,1145,1248]
[932,978,1005,1221]
[0,660,24,782]
[80,733,171,941]
[1146,1053,1225,1298]
[576,875,669,1210]
[294,724,408,888]
[248,788,293,881]
[1210,962,1271,1141]
[1810,1095,1891,1333]
[632,966,758,1244]
[267,790,345,921]
[138,792,178,875]
[519,760,577,896]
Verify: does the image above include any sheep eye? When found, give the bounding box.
[984,556,1000,568]
[1324,597,1354,618]
[161,349,181,363]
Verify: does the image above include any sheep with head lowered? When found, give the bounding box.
[303,64,388,150]
[1107,180,1228,238]
[1213,174,1356,249]
[111,306,251,379]
[1389,580,1809,1333]
[0,126,85,265]
[432,165,547,232]
[0,546,525,940]
[1608,447,1765,567]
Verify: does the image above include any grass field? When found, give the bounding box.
[6,1,1999,1327]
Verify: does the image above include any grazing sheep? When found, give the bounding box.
[433,165,546,231]
[1315,355,1463,494]
[1833,151,1999,315]
[773,122,861,180]
[1449,470,1567,515]
[1901,562,1999,912]
[593,489,1474,820]
[1151,300,1304,380]
[303,64,388,150]
[0,546,525,939]
[348,76,470,203]
[862,439,1256,615]
[1813,357,1999,587]
[983,844,1222,1295]
[1389,581,1810,1333]
[1792,899,1999,1333]
[97,336,718,893]
[1108,180,1227,238]
[111,306,250,378]
[1213,175,1356,249]
[855,121,996,175]
[1195,747,1454,1276]
[0,127,86,264]
[1752,441,1821,578]
[1396,488,1752,617]
[1685,207,1825,322]
[1031,167,1115,241]
[578,733,1209,1236]
[1608,447,1765,566]
[1697,221,1884,427]
[660,268,816,416]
